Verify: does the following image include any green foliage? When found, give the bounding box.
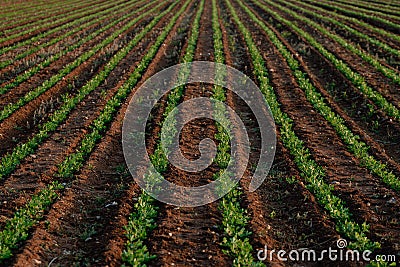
[121,0,204,265]
[0,0,182,261]
[0,0,124,53]
[279,0,400,60]
[0,1,165,181]
[121,193,158,267]
[273,0,400,86]
[258,0,400,192]
[0,182,63,261]
[304,0,400,31]
[212,1,264,265]
[229,0,380,251]
[261,0,400,123]
[0,0,141,71]
[0,0,159,120]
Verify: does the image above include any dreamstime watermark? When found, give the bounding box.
[257,239,398,263]
[122,61,276,207]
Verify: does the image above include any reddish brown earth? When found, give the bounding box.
[1,0,399,266]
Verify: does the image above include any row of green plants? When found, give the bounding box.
[0,181,63,260]
[302,0,400,32]
[0,0,148,94]
[0,0,93,31]
[0,0,182,262]
[290,0,400,44]
[278,0,400,60]
[252,0,400,191]
[228,0,380,251]
[271,0,400,86]
[322,0,400,20]
[256,0,400,123]
[0,0,79,22]
[0,0,109,45]
[212,0,264,265]
[0,0,162,122]
[0,0,139,70]
[334,0,400,16]
[0,0,166,180]
[0,0,119,56]
[122,1,204,265]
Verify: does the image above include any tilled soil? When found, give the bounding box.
[1,0,400,266]
[233,0,400,256]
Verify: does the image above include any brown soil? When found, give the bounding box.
[0,0,172,234]
[0,0,144,82]
[287,0,400,50]
[234,0,400,257]
[302,0,400,34]
[0,0,115,48]
[0,3,163,158]
[279,7,400,111]
[1,0,399,266]
[147,2,231,266]
[0,0,108,33]
[279,0,400,69]
[248,0,400,173]
[221,1,349,266]
[1,1,200,266]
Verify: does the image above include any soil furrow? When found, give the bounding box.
[3,2,194,266]
[0,5,163,159]
[233,0,400,257]
[302,0,400,34]
[278,0,400,69]
[220,1,341,266]
[0,0,114,49]
[147,1,230,265]
[0,0,105,33]
[0,0,143,80]
[0,2,172,231]
[0,1,157,108]
[248,0,400,171]
[262,1,400,113]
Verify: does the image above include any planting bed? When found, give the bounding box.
[0,0,399,266]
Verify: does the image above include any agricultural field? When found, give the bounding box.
[0,0,399,266]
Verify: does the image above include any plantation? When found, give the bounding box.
[0,0,399,266]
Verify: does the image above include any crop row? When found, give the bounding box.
[257,0,400,124]
[254,0,400,190]
[227,0,380,251]
[0,0,122,55]
[271,1,400,86]
[336,0,400,15]
[0,0,164,180]
[121,0,200,265]
[0,0,160,122]
[279,0,400,60]
[212,0,263,265]
[0,0,86,29]
[0,0,180,262]
[0,0,138,70]
[365,0,400,9]
[0,0,108,45]
[323,0,400,20]
[0,1,97,35]
[292,0,400,44]
[0,0,147,94]
[302,0,400,32]
[0,0,77,21]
